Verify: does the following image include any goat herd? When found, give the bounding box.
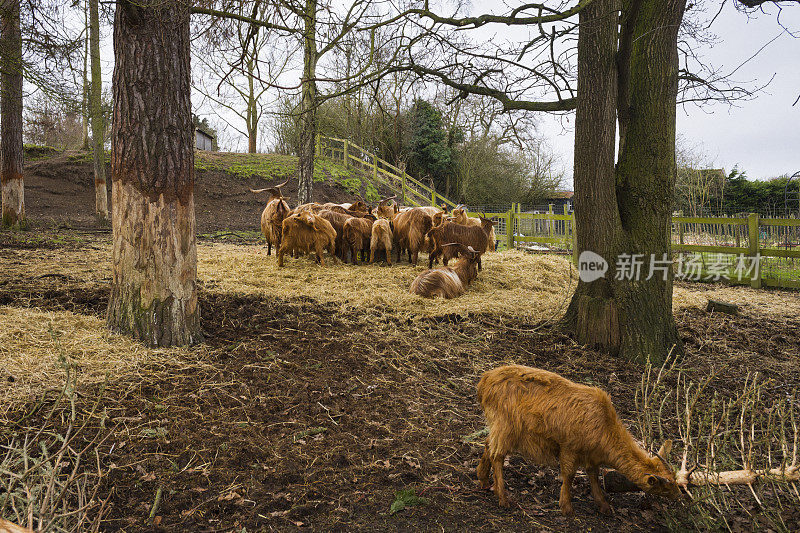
[251,178,497,299]
[248,179,684,517]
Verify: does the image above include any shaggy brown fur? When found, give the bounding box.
[477,365,681,515]
[292,202,324,215]
[317,209,353,260]
[342,214,376,264]
[369,218,393,265]
[427,218,494,270]
[373,195,398,219]
[409,244,479,298]
[0,518,34,533]
[392,208,433,266]
[278,212,337,267]
[251,179,291,256]
[452,208,496,252]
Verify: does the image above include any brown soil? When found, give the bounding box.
[1,236,799,531]
[21,150,395,233]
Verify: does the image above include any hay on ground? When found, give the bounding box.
[0,306,198,416]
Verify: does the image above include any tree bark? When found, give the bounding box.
[90,0,108,223]
[0,0,24,227]
[246,55,257,153]
[562,0,685,364]
[297,0,317,205]
[81,0,90,151]
[107,0,201,347]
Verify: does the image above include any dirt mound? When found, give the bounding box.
[21,150,397,233]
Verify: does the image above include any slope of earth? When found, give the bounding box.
[21,147,397,233]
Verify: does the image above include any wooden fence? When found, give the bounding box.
[316,136,799,290]
[317,136,457,209]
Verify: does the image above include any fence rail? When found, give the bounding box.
[316,136,799,290]
[317,136,458,209]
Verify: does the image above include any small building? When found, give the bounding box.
[541,191,574,213]
[194,126,216,151]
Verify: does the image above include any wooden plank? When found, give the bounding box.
[760,218,800,227]
[760,248,800,259]
[674,216,748,225]
[672,244,749,255]
[762,277,800,289]
[514,236,573,244]
[516,213,573,221]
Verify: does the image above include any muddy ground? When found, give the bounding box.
[21,150,395,232]
[1,231,799,532]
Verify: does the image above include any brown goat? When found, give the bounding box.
[392,208,433,266]
[452,208,496,252]
[250,178,291,255]
[278,212,337,267]
[343,214,376,264]
[409,244,480,298]
[372,195,398,219]
[369,218,393,265]
[292,202,324,215]
[427,217,494,270]
[317,209,353,260]
[477,365,681,515]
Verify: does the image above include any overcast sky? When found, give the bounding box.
[537,1,800,182]
[86,2,799,182]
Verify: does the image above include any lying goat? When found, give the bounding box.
[409,244,480,299]
[477,365,681,515]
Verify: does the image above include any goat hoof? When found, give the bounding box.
[477,480,491,491]
[497,495,510,508]
[598,502,613,515]
[560,504,575,517]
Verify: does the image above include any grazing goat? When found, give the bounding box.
[452,207,496,252]
[250,178,291,255]
[343,214,376,264]
[417,205,443,217]
[369,218,393,265]
[278,212,337,267]
[427,217,494,270]
[392,208,433,266]
[477,365,681,515]
[409,244,480,298]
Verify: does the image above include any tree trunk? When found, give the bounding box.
[81,0,90,151]
[90,0,108,223]
[297,0,317,205]
[246,56,257,153]
[0,0,24,227]
[107,0,201,347]
[562,0,685,364]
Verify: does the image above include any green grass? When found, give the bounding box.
[195,151,358,185]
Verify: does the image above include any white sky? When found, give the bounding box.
[86,1,799,181]
[537,1,800,182]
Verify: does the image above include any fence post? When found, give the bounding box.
[343,139,349,168]
[548,204,554,240]
[563,204,570,249]
[506,209,514,250]
[571,210,578,266]
[748,212,761,289]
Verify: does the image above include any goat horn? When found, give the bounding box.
[250,188,269,194]
[274,177,291,190]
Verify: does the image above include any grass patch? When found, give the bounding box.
[195,151,356,185]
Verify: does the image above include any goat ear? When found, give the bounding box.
[657,440,673,459]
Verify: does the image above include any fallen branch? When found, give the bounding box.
[676,465,800,487]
